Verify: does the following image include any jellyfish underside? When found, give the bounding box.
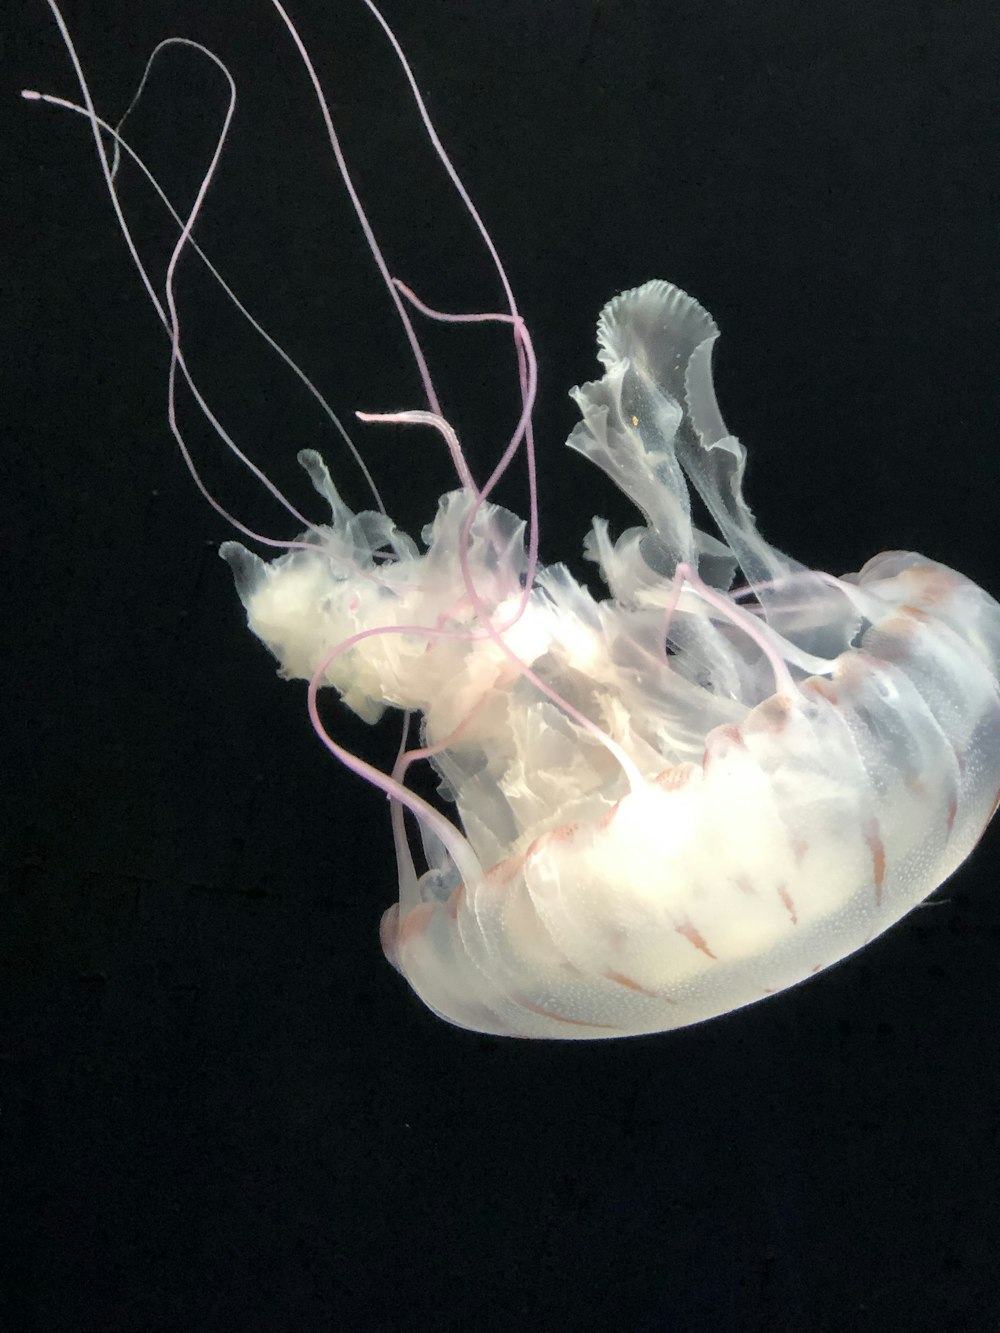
[222,280,1000,1038]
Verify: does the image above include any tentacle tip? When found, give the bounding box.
[219,539,266,601]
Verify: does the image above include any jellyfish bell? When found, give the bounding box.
[220,278,1000,1039]
[37,1,1000,1038]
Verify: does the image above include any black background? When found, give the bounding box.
[5,1,1000,1329]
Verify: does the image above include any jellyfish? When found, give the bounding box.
[35,0,1000,1038]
